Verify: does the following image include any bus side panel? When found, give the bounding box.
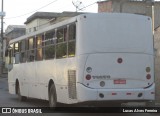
[8,70,16,94]
[54,58,77,104]
[35,61,51,100]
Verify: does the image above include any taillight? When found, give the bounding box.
[117,58,123,64]
[112,93,117,95]
[146,74,151,80]
[86,74,91,80]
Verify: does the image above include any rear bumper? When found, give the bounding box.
[77,83,155,102]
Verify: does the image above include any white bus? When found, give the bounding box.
[7,13,155,107]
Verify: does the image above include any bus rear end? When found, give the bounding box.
[76,13,155,102]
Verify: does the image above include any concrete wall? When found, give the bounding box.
[98,1,160,28]
[26,19,39,34]
[154,3,160,29]
[39,18,50,30]
[26,18,51,34]
[154,27,160,100]
[98,1,113,12]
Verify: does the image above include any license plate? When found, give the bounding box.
[114,79,126,84]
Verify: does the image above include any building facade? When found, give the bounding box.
[24,12,84,34]
[4,25,26,71]
[98,0,160,29]
[154,26,160,100]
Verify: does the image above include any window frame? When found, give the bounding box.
[44,30,56,60]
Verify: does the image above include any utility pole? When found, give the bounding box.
[72,0,83,12]
[151,0,154,34]
[0,0,4,75]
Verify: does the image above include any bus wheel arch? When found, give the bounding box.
[48,79,57,108]
[15,79,27,101]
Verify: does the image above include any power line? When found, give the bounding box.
[32,2,97,28]
[5,0,58,19]
[26,1,98,32]
[4,0,98,33]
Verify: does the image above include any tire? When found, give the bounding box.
[17,84,27,101]
[49,84,57,109]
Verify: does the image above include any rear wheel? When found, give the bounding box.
[49,84,57,109]
[17,83,27,101]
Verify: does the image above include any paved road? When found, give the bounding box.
[0,75,159,116]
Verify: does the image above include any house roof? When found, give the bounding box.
[24,11,85,24]
[5,25,26,35]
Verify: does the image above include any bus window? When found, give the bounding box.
[36,35,43,48]
[45,31,55,46]
[56,27,68,59]
[68,41,76,57]
[14,42,19,53]
[44,30,55,60]
[45,45,55,59]
[8,44,13,64]
[26,39,29,50]
[36,35,44,61]
[29,37,35,49]
[57,28,64,43]
[68,24,76,57]
[69,24,76,40]
[56,43,67,59]
[64,27,67,41]
[27,37,35,62]
[20,40,26,51]
[27,50,35,62]
[57,27,67,43]
[20,52,26,63]
[20,40,26,63]
[36,49,43,61]
[14,42,20,64]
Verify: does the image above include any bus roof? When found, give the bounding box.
[9,13,151,44]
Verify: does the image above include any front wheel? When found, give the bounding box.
[49,84,57,109]
[17,84,27,101]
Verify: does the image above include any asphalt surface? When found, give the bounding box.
[0,74,160,116]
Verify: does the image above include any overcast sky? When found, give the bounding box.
[1,0,98,30]
[0,0,160,30]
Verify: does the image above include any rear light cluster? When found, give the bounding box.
[146,67,151,80]
[146,74,151,80]
[86,67,92,80]
[117,58,123,64]
[86,74,91,80]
